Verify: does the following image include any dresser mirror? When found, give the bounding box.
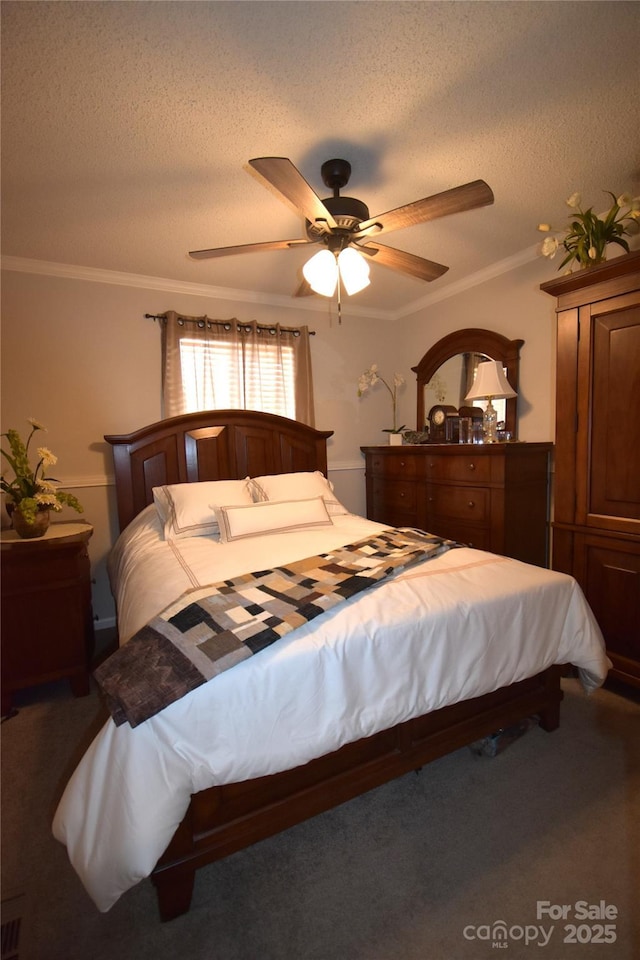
[412,328,523,439]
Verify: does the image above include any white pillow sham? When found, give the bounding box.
[153,479,252,540]
[215,496,333,543]
[249,471,348,516]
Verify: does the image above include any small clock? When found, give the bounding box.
[428,404,458,442]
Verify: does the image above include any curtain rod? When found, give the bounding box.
[145,313,315,335]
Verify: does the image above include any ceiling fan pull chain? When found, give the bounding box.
[337,264,342,325]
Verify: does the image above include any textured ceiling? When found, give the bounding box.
[2,1,639,315]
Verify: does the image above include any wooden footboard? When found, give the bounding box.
[151,665,563,920]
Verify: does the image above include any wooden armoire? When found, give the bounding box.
[541,250,640,688]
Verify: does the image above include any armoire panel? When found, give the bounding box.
[589,306,640,522]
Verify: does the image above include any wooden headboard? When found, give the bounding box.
[105,410,334,532]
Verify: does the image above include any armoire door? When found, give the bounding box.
[542,251,640,687]
[580,298,640,534]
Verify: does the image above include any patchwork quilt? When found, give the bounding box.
[95,527,456,727]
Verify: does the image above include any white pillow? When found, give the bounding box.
[153,479,253,540]
[249,471,348,516]
[215,496,332,543]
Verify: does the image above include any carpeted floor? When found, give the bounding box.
[2,676,639,960]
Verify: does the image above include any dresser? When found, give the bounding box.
[361,443,553,567]
[541,251,640,688]
[1,521,94,714]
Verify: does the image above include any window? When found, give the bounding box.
[161,314,315,425]
[179,337,296,418]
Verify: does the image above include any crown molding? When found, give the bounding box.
[0,256,391,321]
[2,247,542,321]
[392,245,540,319]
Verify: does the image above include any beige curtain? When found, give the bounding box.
[161,313,315,425]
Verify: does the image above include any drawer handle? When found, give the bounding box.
[467,500,475,509]
[400,460,406,467]
[399,492,405,499]
[467,462,476,471]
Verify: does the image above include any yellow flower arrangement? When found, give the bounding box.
[1,418,83,525]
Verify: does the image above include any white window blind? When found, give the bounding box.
[161,314,315,425]
[179,338,296,418]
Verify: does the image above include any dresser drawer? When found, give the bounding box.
[426,485,489,522]
[371,478,417,517]
[368,453,420,479]
[425,455,491,483]
[427,518,491,551]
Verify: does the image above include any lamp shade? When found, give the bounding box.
[302,249,339,297]
[464,360,516,401]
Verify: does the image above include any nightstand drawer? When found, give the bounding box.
[425,455,491,483]
[426,485,489,522]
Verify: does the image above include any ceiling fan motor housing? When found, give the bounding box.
[305,195,371,240]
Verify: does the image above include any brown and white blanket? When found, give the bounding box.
[95,527,456,727]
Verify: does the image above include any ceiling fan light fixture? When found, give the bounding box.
[302,246,370,298]
[302,249,338,296]
[337,247,370,295]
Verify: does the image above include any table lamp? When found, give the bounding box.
[464,360,516,443]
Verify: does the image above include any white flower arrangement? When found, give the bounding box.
[537,191,639,272]
[357,364,406,433]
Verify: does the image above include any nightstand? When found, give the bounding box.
[1,521,95,715]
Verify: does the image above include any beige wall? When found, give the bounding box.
[1,255,559,626]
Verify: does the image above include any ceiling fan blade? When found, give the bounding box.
[354,180,494,238]
[248,157,338,233]
[356,241,448,282]
[189,238,313,260]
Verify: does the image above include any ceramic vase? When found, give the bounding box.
[10,505,50,539]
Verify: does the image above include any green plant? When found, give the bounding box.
[1,418,83,523]
[357,365,406,433]
[537,191,639,271]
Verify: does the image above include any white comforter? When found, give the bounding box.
[53,508,610,912]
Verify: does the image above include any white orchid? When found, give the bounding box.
[357,365,406,433]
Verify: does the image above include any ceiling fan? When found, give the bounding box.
[189,157,494,298]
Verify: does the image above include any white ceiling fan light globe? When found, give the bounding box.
[302,249,339,297]
[338,247,370,295]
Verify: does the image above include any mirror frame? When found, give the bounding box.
[413,328,524,438]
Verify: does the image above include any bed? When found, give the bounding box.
[52,410,610,920]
